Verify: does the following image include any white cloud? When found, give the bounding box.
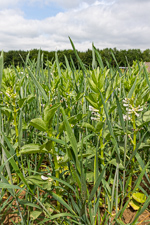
[26,0,107,9]
[0,0,20,8]
[0,0,150,51]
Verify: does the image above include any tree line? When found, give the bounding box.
[1,48,150,68]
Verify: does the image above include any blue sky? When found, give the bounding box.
[21,1,64,20]
[0,0,150,51]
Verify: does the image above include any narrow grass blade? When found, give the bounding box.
[61,107,81,173]
[132,162,149,194]
[50,213,79,220]
[89,165,106,202]
[0,182,23,190]
[93,44,104,69]
[135,152,150,183]
[69,37,86,73]
[0,51,3,90]
[18,110,22,147]
[38,214,79,224]
[128,77,137,98]
[126,132,147,168]
[50,191,76,215]
[92,43,97,69]
[115,94,125,132]
[50,176,76,194]
[1,132,33,193]
[39,134,66,145]
[132,195,150,225]
[111,50,119,69]
[36,49,41,76]
[64,55,71,72]
[25,63,48,102]
[55,51,62,77]
[99,91,120,161]
[94,146,99,185]
[144,63,150,88]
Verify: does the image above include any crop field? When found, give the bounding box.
[0,40,150,225]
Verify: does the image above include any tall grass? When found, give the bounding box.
[0,40,150,225]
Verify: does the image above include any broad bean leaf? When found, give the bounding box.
[30,118,47,131]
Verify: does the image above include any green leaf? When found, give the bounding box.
[115,219,126,225]
[109,159,124,170]
[132,162,149,194]
[126,132,147,168]
[115,95,125,132]
[43,202,54,217]
[64,55,72,72]
[36,49,41,75]
[50,176,76,194]
[18,95,35,108]
[55,51,61,77]
[95,121,104,132]
[129,199,141,210]
[86,93,100,109]
[0,107,12,117]
[132,194,150,225]
[99,91,120,162]
[50,191,76,215]
[0,182,23,190]
[20,144,48,154]
[94,146,99,185]
[144,63,150,88]
[40,135,66,146]
[70,162,81,189]
[128,77,137,98]
[26,175,53,190]
[30,210,42,220]
[18,98,26,108]
[0,51,3,90]
[94,46,104,69]
[69,37,86,73]
[81,166,87,204]
[86,172,94,183]
[92,43,97,69]
[82,122,95,131]
[41,213,78,223]
[132,192,147,204]
[1,132,33,193]
[111,50,120,68]
[30,118,47,131]
[143,110,150,122]
[61,107,81,173]
[44,103,60,127]
[26,66,48,102]
[18,110,22,147]
[89,165,106,202]
[88,77,99,93]
[18,200,41,209]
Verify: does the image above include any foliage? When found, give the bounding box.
[0,41,150,225]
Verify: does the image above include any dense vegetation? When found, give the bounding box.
[1,47,150,68]
[0,39,150,224]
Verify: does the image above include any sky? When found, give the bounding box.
[0,0,150,52]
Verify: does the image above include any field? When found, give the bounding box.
[0,40,150,225]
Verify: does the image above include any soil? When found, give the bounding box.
[122,209,150,225]
[1,202,150,225]
[1,176,150,225]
